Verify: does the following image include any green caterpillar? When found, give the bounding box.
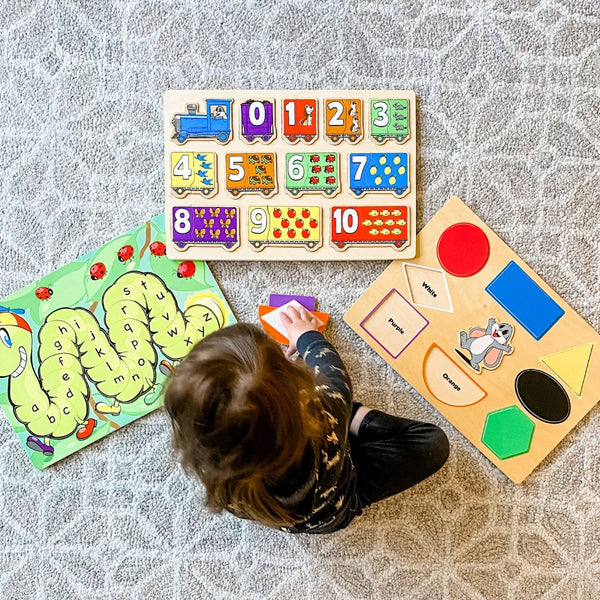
[0,271,225,455]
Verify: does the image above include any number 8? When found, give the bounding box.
[174,208,191,234]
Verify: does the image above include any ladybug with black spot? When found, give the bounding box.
[90,262,107,280]
[177,261,195,278]
[117,245,134,262]
[35,286,53,300]
[150,241,166,257]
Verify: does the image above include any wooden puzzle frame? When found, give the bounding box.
[344,196,600,483]
[164,90,417,261]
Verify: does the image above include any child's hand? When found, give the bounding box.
[281,305,320,358]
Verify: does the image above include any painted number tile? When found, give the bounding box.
[370,98,410,144]
[225,153,276,197]
[349,153,409,197]
[324,98,363,143]
[331,206,409,250]
[172,206,239,251]
[240,99,275,143]
[172,99,232,144]
[285,152,339,197]
[170,152,217,198]
[248,206,321,251]
[282,98,318,144]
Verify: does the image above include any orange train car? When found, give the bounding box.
[324,98,363,143]
[225,152,276,197]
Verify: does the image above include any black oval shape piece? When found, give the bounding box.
[515,369,571,424]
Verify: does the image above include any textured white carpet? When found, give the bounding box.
[1,1,599,598]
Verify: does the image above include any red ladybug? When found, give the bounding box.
[326,154,336,162]
[150,241,166,256]
[35,286,53,300]
[90,263,106,280]
[310,155,320,163]
[311,165,321,173]
[326,176,336,184]
[177,261,195,278]
[117,245,134,262]
[325,165,334,173]
[309,176,319,184]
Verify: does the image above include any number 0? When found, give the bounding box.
[249,101,265,126]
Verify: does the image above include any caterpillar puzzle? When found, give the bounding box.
[0,214,235,469]
[163,90,417,261]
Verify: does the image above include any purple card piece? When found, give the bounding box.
[172,206,238,250]
[269,294,316,311]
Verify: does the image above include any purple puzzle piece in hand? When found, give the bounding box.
[269,294,316,311]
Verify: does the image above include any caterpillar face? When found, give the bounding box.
[0,323,30,378]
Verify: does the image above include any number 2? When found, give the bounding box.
[327,101,344,126]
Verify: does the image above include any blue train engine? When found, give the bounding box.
[172,99,232,144]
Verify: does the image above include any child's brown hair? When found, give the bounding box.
[164,323,326,529]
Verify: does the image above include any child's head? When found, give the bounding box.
[164,323,324,528]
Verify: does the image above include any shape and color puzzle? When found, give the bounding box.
[164,90,417,261]
[344,196,600,483]
[0,214,235,469]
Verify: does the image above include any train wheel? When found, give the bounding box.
[230,189,239,197]
[263,188,273,196]
[290,189,299,196]
[349,135,358,142]
[374,135,384,143]
[304,135,312,142]
[325,188,333,196]
[262,135,271,142]
[201,188,213,196]
[217,131,229,142]
[173,187,185,196]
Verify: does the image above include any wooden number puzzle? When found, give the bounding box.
[163,90,417,261]
[0,214,235,469]
[344,196,600,483]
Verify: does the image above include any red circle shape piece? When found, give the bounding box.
[436,222,490,277]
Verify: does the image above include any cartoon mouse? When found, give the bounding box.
[455,317,514,373]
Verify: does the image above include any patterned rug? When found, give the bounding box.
[0,1,598,598]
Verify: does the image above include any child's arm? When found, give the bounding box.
[281,306,353,410]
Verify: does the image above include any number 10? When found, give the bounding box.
[332,208,358,234]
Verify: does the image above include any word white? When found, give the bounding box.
[422,281,437,297]
[443,372,460,391]
[388,317,404,334]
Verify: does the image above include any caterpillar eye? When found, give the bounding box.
[0,328,12,348]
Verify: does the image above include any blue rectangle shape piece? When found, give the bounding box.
[485,261,565,340]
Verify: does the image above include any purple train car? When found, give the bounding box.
[240,100,275,143]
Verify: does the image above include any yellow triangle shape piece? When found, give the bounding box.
[541,342,595,396]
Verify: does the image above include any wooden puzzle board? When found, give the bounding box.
[164,90,417,261]
[344,196,600,483]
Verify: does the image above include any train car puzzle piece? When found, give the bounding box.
[172,99,232,144]
[171,206,239,251]
[331,206,409,250]
[259,302,329,345]
[170,152,217,198]
[240,99,275,143]
[225,152,276,197]
[324,98,363,143]
[455,317,514,373]
[248,206,321,251]
[540,342,595,396]
[282,98,318,143]
[285,152,339,197]
[370,98,410,144]
[486,261,565,341]
[349,153,409,197]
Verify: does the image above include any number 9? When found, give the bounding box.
[250,208,268,234]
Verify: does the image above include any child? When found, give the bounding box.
[164,306,449,534]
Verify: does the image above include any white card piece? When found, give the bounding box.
[261,300,324,339]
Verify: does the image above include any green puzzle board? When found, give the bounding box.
[0,214,236,469]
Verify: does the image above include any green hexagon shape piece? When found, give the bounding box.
[481,406,535,460]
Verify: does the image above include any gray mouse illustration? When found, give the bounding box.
[455,317,514,373]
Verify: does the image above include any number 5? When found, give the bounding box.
[228,156,245,181]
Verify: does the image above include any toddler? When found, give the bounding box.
[164,306,449,533]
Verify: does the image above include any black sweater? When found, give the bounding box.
[267,330,358,533]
